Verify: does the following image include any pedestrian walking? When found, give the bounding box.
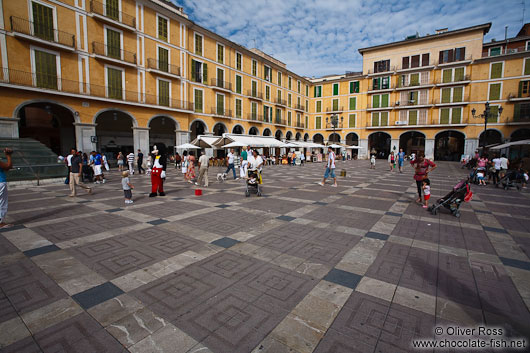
[370,154,376,169]
[499,154,509,178]
[0,148,13,228]
[102,154,110,171]
[300,151,305,165]
[398,148,405,173]
[65,149,74,184]
[318,146,337,187]
[181,151,188,179]
[411,153,436,204]
[388,151,396,172]
[122,171,134,204]
[117,152,125,171]
[225,149,238,180]
[186,152,196,183]
[240,146,248,178]
[127,152,135,175]
[196,150,209,187]
[492,154,501,184]
[68,149,92,197]
[175,152,182,169]
[137,149,145,174]
[92,151,106,184]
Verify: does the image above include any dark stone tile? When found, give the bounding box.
[72,282,124,310]
[365,232,389,241]
[0,336,42,353]
[314,201,328,206]
[23,244,61,258]
[104,208,123,213]
[482,226,508,234]
[499,257,530,271]
[215,204,231,208]
[0,224,26,233]
[147,219,169,225]
[211,237,240,249]
[172,197,184,200]
[474,209,492,214]
[385,211,402,217]
[276,215,296,222]
[323,268,362,290]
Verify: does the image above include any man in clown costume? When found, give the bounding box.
[149,144,167,197]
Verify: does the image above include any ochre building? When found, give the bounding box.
[0,0,528,160]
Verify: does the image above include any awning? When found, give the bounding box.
[490,139,530,150]
[346,145,364,149]
[190,135,220,148]
[175,143,201,149]
[213,134,286,148]
[288,141,325,148]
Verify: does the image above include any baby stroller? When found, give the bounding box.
[245,169,262,197]
[497,169,524,190]
[429,179,472,218]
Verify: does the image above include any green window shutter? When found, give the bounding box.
[216,94,224,115]
[454,67,464,81]
[453,87,463,102]
[411,91,418,105]
[442,69,452,83]
[202,63,207,84]
[348,114,356,127]
[107,67,122,99]
[354,81,359,93]
[373,95,380,108]
[525,59,530,75]
[288,94,291,107]
[440,108,450,124]
[194,90,202,112]
[32,2,54,41]
[217,44,223,63]
[251,102,257,118]
[488,106,499,123]
[288,112,292,125]
[372,78,380,90]
[288,77,292,90]
[158,47,168,72]
[489,83,501,100]
[519,81,524,97]
[316,117,321,129]
[106,0,119,20]
[106,29,120,59]
[441,88,451,103]
[236,75,241,94]
[451,107,462,124]
[491,62,503,79]
[314,86,317,97]
[410,73,419,86]
[190,60,196,81]
[381,94,389,107]
[349,82,354,94]
[266,86,270,100]
[349,97,356,110]
[316,101,321,112]
[158,80,169,106]
[332,99,339,111]
[235,99,241,118]
[381,112,388,126]
[252,81,257,95]
[514,103,521,121]
[252,61,256,76]
[305,116,309,127]
[236,54,241,70]
[34,50,57,89]
[217,68,224,82]
[195,35,202,55]
[372,112,380,126]
[409,110,418,125]
[158,17,168,41]
[333,83,338,95]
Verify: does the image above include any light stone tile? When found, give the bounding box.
[295,262,331,279]
[230,231,258,242]
[439,245,468,258]
[112,269,158,292]
[270,313,325,353]
[248,246,282,262]
[106,308,168,347]
[21,298,83,334]
[230,242,261,256]
[436,297,483,326]
[311,280,353,307]
[355,276,397,302]
[0,252,25,266]
[192,243,224,258]
[387,235,414,247]
[250,336,299,353]
[187,342,214,353]
[291,294,341,332]
[88,294,144,327]
[1,228,52,251]
[467,251,501,264]
[370,221,396,235]
[411,239,439,252]
[393,285,436,316]
[274,253,305,270]
[0,317,31,348]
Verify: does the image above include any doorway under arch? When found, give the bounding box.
[368,132,391,158]
[400,131,425,156]
[149,116,176,153]
[328,133,341,144]
[510,128,530,141]
[263,128,272,136]
[232,125,244,134]
[95,110,135,161]
[190,120,207,141]
[17,102,76,156]
[275,130,283,140]
[435,130,465,161]
[249,127,259,135]
[479,129,503,147]
[285,131,293,141]
[303,133,309,142]
[213,123,227,136]
[313,133,324,144]
[295,132,301,141]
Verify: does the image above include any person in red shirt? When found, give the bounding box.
[411,153,436,204]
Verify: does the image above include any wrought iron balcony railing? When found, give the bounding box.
[90,0,136,29]
[92,41,136,65]
[247,89,263,99]
[10,16,75,49]
[147,58,180,76]
[211,107,232,117]
[211,79,232,91]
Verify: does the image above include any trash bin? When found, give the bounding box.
[340,169,346,177]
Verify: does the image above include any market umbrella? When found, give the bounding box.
[328,144,342,148]
[222,141,248,148]
[175,143,201,149]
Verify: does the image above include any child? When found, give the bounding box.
[422,179,431,209]
[122,171,134,204]
[477,171,486,185]
[370,154,376,169]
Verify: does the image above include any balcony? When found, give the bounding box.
[396,64,435,73]
[394,99,433,109]
[211,107,232,118]
[367,84,393,93]
[482,46,528,58]
[10,16,76,50]
[508,93,530,102]
[247,113,264,123]
[435,56,472,67]
[433,96,470,107]
[90,0,136,30]
[326,106,343,113]
[294,103,305,112]
[247,89,263,100]
[274,118,287,125]
[147,59,180,78]
[295,122,305,129]
[366,104,392,111]
[324,122,344,129]
[0,67,193,111]
[92,42,136,66]
[210,79,232,92]
[435,75,471,87]
[366,66,396,76]
[396,80,435,90]
[275,98,287,107]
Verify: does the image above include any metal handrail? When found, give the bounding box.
[90,0,136,28]
[147,58,180,76]
[10,16,75,48]
[92,41,136,64]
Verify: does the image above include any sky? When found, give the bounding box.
[174,0,527,77]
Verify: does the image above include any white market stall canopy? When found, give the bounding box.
[490,139,530,150]
[190,135,220,148]
[346,145,364,149]
[213,134,287,148]
[289,141,326,148]
[175,143,201,149]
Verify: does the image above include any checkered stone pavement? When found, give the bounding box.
[0,160,529,353]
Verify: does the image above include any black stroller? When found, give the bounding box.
[429,179,472,218]
[245,169,262,197]
[497,169,524,190]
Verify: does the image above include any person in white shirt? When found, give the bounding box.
[492,155,502,184]
[127,152,135,175]
[318,146,337,187]
[248,150,264,171]
[225,149,238,180]
[300,150,305,165]
[195,150,210,187]
[499,154,509,178]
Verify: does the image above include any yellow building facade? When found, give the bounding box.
[0,0,528,160]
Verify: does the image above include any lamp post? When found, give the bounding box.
[471,102,503,156]
[326,114,343,144]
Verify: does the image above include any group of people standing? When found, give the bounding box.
[117,150,145,175]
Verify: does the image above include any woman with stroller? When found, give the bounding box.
[411,153,436,204]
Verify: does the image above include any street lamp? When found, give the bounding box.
[326,114,343,144]
[471,102,503,155]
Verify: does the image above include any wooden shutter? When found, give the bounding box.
[451,108,462,124]
[442,69,452,83]
[195,34,202,55]
[439,51,444,64]
[381,112,388,126]
[34,50,57,89]
[32,2,54,41]
[236,99,241,118]
[373,62,378,73]
[158,80,169,106]
[372,78,380,90]
[381,94,389,107]
[354,81,359,93]
[106,29,120,59]
[349,81,354,93]
[491,63,503,79]
[202,63,207,84]
[453,87,463,102]
[106,0,119,20]
[217,44,223,63]
[333,84,339,95]
[488,106,499,123]
[158,47,168,72]
[251,102,257,118]
[514,103,521,121]
[402,57,409,69]
[107,67,122,99]
[409,110,418,125]
[441,88,451,103]
[410,73,419,86]
[410,91,418,105]
[489,83,501,100]
[373,95,380,108]
[349,97,356,110]
[190,60,196,82]
[454,67,464,81]
[252,81,257,95]
[217,94,224,115]
[217,68,223,83]
[411,55,420,68]
[158,17,168,41]
[455,47,465,61]
[447,49,454,63]
[372,113,379,126]
[314,86,317,97]
[525,58,530,75]
[422,53,430,66]
[332,99,339,111]
[236,53,241,70]
[382,76,389,89]
[194,89,202,112]
[316,117,321,129]
[348,114,356,128]
[440,108,450,124]
[236,76,242,93]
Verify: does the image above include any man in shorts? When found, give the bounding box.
[318,146,337,187]
[93,151,105,184]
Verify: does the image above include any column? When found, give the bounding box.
[359,139,368,159]
[133,127,150,156]
[464,138,479,157]
[0,117,19,139]
[175,129,189,156]
[424,139,435,160]
[74,123,96,152]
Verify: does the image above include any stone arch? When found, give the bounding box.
[478,129,503,146]
[93,108,138,127]
[511,128,530,141]
[399,131,425,156]
[368,131,391,158]
[328,132,341,143]
[189,118,210,133]
[434,130,465,161]
[13,99,80,124]
[232,124,245,134]
[263,128,272,136]
[303,133,309,141]
[285,131,293,140]
[345,132,359,145]
[147,115,180,130]
[249,126,259,135]
[148,116,177,152]
[213,122,228,136]
[295,132,301,141]
[275,130,283,140]
[94,109,137,157]
[312,133,324,144]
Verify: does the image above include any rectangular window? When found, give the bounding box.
[439,49,453,64]
[264,65,271,82]
[288,77,292,90]
[490,62,503,79]
[454,47,466,61]
[454,67,465,81]
[288,111,292,126]
[107,67,122,99]
[373,59,390,73]
[402,56,409,70]
[488,106,499,123]
[158,80,169,106]
[235,99,242,118]
[194,33,202,55]
[381,94,389,107]
[422,53,430,66]
[372,112,379,126]
[251,81,257,96]
[216,94,224,115]
[190,60,207,83]
[489,47,502,56]
[157,16,168,42]
[333,83,339,95]
[306,85,309,96]
[314,85,322,97]
[106,28,121,59]
[217,67,224,82]
[381,76,390,89]
[332,99,339,111]
[372,95,380,108]
[277,72,282,86]
[381,111,389,126]
[277,89,281,101]
[297,80,301,93]
[158,47,168,72]
[288,94,292,107]
[348,114,356,128]
[442,69,452,83]
[305,115,309,127]
[453,87,463,102]
[519,80,530,97]
[349,97,356,110]
[350,81,359,93]
[316,116,321,129]
[275,108,281,123]
[410,73,419,86]
[525,58,530,75]
[235,75,242,94]
[252,60,257,76]
[194,89,203,112]
[489,83,501,100]
[305,99,308,111]
[441,88,451,103]
[34,49,57,89]
[409,110,418,125]
[105,0,119,20]
[265,86,270,101]
[411,55,420,68]
[452,107,462,124]
[32,1,54,41]
[264,106,272,122]
[251,102,257,119]
[297,96,301,107]
[440,108,450,124]
[316,100,322,113]
[236,52,242,70]
[217,43,224,64]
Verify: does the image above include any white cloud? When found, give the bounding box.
[175,0,527,76]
